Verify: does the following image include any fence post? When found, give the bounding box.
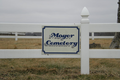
[81,7,90,74]
[15,32,18,41]
[92,32,94,40]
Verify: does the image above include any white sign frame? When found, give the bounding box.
[42,26,80,54]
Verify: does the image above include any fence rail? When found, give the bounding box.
[0,49,120,59]
[0,33,114,40]
[0,32,115,41]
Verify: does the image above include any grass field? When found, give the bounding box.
[0,38,120,80]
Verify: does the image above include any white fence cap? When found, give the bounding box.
[81,7,89,17]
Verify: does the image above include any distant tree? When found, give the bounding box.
[109,0,120,49]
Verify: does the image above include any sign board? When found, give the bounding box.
[42,26,80,54]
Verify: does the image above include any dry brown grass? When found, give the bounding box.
[0,38,112,49]
[89,39,112,49]
[0,38,120,80]
[0,38,42,49]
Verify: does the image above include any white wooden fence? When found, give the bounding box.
[90,32,114,40]
[0,31,114,41]
[0,7,120,74]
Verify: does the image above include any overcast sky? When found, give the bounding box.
[0,0,118,23]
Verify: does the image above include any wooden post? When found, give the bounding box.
[15,32,18,41]
[81,7,90,74]
[92,32,94,40]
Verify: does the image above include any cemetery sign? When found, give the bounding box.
[42,26,79,54]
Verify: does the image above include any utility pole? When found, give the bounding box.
[109,0,120,49]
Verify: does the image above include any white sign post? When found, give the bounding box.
[42,26,80,54]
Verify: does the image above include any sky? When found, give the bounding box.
[0,0,118,23]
